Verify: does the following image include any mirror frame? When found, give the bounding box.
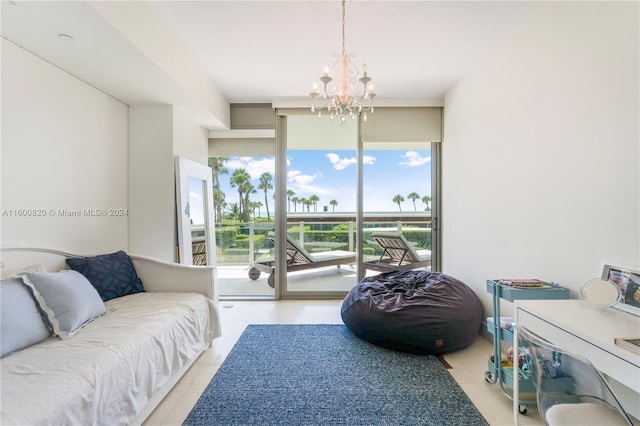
[175,156,216,267]
[579,278,622,309]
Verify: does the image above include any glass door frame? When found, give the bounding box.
[275,112,360,299]
[274,110,441,299]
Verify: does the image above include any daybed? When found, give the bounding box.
[0,248,221,426]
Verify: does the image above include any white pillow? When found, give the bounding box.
[0,278,52,357]
[1,264,46,281]
[20,270,106,340]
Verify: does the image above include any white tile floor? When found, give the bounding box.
[143,299,544,426]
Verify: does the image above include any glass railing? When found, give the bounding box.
[210,213,432,266]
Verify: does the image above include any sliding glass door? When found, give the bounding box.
[272,106,441,299]
[209,143,277,298]
[281,115,359,297]
[361,141,434,276]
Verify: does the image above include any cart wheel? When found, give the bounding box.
[518,404,528,415]
[267,274,275,288]
[248,267,261,280]
[484,371,495,384]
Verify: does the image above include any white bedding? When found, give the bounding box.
[0,292,217,426]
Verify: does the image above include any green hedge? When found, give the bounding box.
[214,223,431,263]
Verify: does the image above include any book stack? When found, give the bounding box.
[496,279,549,289]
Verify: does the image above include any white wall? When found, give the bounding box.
[173,106,209,163]
[128,105,175,261]
[1,40,210,261]
[442,1,639,315]
[128,105,209,262]
[1,39,128,254]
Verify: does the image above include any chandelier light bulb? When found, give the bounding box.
[309,0,374,125]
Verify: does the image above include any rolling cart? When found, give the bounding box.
[484,279,570,415]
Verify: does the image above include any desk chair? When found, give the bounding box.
[517,325,633,426]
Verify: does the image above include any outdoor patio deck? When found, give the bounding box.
[217,264,360,297]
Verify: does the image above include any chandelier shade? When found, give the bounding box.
[310,0,375,124]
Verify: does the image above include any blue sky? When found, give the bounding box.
[211,149,431,216]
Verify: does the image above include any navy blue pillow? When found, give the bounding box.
[66,251,144,301]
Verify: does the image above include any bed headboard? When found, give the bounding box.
[1,247,217,301]
[0,247,97,273]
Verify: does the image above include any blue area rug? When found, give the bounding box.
[184,324,488,426]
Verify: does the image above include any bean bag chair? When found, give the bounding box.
[341,270,483,354]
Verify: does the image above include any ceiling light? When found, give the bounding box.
[310,0,375,124]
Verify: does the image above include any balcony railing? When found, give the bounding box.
[210,213,432,266]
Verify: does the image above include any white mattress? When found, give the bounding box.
[0,292,217,426]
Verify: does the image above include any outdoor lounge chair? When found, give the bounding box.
[365,231,431,272]
[248,233,356,287]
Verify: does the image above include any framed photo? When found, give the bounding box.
[602,264,640,316]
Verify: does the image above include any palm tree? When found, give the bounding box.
[208,157,228,223]
[309,195,320,212]
[258,172,273,220]
[228,203,240,222]
[242,182,256,222]
[251,201,263,220]
[392,194,405,211]
[329,199,338,212]
[213,188,226,223]
[421,195,431,211]
[208,157,228,189]
[230,168,250,221]
[287,190,295,212]
[291,196,299,212]
[407,192,420,211]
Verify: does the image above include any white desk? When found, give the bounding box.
[514,300,640,424]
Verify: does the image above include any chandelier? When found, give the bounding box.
[310,0,375,124]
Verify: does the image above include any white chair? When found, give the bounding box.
[516,325,633,426]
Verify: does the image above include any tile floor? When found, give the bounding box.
[143,299,545,426]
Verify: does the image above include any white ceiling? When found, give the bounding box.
[1,0,541,129]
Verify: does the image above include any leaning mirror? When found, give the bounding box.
[580,278,622,309]
[175,156,216,267]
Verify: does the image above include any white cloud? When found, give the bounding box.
[327,153,376,170]
[287,169,300,178]
[225,157,275,179]
[287,169,329,195]
[224,158,246,170]
[399,151,431,167]
[287,169,320,185]
[245,158,275,179]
